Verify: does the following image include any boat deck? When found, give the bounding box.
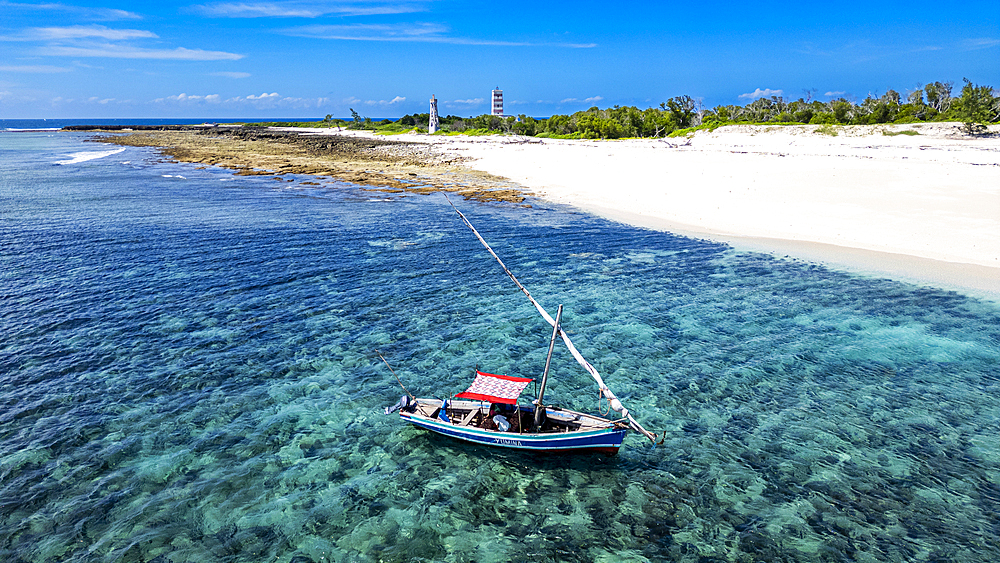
[409,398,616,434]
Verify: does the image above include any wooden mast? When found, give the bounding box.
[535,304,562,430]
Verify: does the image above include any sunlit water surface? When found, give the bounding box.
[2,132,999,562]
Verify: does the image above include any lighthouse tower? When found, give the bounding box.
[429,95,439,133]
[491,87,503,116]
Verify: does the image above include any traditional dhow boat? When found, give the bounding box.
[383,198,657,455]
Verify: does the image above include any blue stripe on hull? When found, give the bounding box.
[401,413,627,453]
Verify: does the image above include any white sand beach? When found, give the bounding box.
[319,124,1000,299]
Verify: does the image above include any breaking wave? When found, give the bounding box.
[54,147,126,165]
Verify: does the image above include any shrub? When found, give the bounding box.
[957,78,996,135]
[809,113,837,125]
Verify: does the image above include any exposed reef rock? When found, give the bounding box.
[88,127,529,204]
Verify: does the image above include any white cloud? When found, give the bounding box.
[963,37,1000,50]
[227,92,314,108]
[0,64,71,73]
[147,92,331,110]
[285,22,447,40]
[283,22,595,47]
[25,25,157,41]
[3,15,242,64]
[824,90,846,97]
[271,96,331,108]
[154,93,222,103]
[0,2,142,20]
[189,1,426,18]
[155,92,326,109]
[191,2,324,17]
[559,95,603,104]
[447,98,483,105]
[39,44,244,60]
[739,88,784,100]
[362,95,405,105]
[211,71,251,78]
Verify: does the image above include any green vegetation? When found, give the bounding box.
[261,79,999,139]
[956,78,997,135]
[247,114,351,129]
[815,125,840,137]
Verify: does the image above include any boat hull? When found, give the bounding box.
[400,406,628,455]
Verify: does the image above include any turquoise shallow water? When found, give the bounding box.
[2,132,999,562]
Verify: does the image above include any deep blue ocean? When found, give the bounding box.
[2,130,999,562]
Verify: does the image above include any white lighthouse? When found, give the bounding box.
[491,87,503,116]
[429,94,439,133]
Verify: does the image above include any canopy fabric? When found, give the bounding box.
[455,371,532,405]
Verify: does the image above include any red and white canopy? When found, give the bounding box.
[455,370,532,404]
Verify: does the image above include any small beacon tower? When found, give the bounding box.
[492,87,503,116]
[429,95,439,133]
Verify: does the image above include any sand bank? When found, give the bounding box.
[328,124,998,299]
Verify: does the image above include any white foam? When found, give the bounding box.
[54,147,126,165]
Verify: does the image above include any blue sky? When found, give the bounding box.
[1,1,998,119]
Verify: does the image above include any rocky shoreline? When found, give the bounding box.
[87,127,529,203]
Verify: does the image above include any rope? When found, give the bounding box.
[376,349,415,401]
[598,389,611,417]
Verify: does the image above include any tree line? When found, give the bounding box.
[281,79,998,138]
[704,80,998,135]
